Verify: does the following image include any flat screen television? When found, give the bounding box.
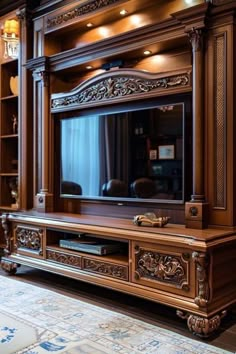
[58,100,190,203]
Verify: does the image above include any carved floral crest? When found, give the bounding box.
[51,69,191,112]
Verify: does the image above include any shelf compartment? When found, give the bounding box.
[0,59,18,97]
[0,97,18,135]
[0,137,18,173]
[0,175,18,207]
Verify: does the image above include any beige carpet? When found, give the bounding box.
[0,275,232,354]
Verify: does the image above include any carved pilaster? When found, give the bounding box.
[192,251,210,307]
[185,28,209,229]
[177,310,227,337]
[1,214,10,255]
[16,7,32,27]
[26,57,53,211]
[188,28,203,52]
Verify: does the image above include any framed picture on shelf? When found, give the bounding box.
[158,145,175,160]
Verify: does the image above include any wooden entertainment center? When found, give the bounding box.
[0,0,236,338]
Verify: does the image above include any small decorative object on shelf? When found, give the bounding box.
[9,76,18,96]
[133,212,170,227]
[12,114,18,134]
[9,177,19,208]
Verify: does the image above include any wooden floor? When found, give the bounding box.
[0,264,236,353]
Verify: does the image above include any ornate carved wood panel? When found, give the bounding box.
[132,241,193,296]
[83,257,128,280]
[46,249,82,268]
[213,32,226,209]
[51,69,192,112]
[14,225,44,256]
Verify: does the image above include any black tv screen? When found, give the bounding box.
[60,103,184,202]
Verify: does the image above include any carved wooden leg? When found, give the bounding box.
[1,259,20,275]
[177,310,227,337]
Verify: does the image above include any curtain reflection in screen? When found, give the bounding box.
[61,116,100,195]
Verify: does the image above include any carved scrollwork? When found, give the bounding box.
[135,250,188,289]
[47,0,122,29]
[192,251,210,307]
[177,310,227,337]
[84,258,128,280]
[15,226,43,255]
[51,73,190,110]
[47,250,81,268]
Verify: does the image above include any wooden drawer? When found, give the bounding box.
[46,248,129,281]
[131,241,195,297]
[46,248,82,269]
[82,256,128,281]
[13,224,45,258]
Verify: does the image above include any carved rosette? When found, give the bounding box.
[51,73,190,110]
[84,258,128,280]
[15,226,43,255]
[47,250,81,268]
[192,251,210,307]
[47,0,122,29]
[177,310,227,337]
[135,248,189,290]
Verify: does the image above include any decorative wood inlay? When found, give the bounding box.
[51,71,190,110]
[15,226,43,255]
[46,0,122,29]
[177,310,227,338]
[47,250,81,268]
[192,251,210,307]
[213,33,226,209]
[135,248,189,290]
[83,258,128,280]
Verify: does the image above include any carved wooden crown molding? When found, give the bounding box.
[46,0,122,29]
[51,69,191,112]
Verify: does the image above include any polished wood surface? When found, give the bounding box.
[1,0,236,341]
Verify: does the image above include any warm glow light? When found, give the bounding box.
[143,50,152,55]
[86,65,93,69]
[130,15,142,26]
[98,26,111,38]
[120,9,128,16]
[151,55,165,64]
[1,19,19,59]
[86,22,94,28]
[184,0,193,4]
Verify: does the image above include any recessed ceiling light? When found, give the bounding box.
[143,50,152,55]
[120,9,128,16]
[86,22,94,28]
[86,65,93,70]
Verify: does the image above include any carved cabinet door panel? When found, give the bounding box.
[131,241,195,297]
[13,223,45,258]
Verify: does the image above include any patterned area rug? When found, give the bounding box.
[0,275,231,354]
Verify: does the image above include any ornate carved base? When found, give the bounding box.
[177,310,227,337]
[1,258,20,275]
